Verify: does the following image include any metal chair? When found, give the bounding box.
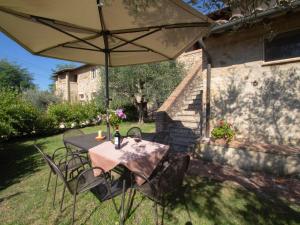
[130,153,190,225]
[34,145,89,206]
[126,127,142,139]
[44,153,113,225]
[63,129,86,154]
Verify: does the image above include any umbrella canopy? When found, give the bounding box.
[0,0,212,66]
[0,0,213,139]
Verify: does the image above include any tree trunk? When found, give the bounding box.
[136,102,144,124]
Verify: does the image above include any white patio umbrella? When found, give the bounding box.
[0,0,213,139]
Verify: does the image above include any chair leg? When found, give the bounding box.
[72,194,77,225]
[161,198,165,225]
[46,170,52,191]
[119,180,126,225]
[161,205,165,225]
[60,185,66,212]
[153,202,158,225]
[52,175,58,207]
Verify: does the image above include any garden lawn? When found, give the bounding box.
[0,122,300,225]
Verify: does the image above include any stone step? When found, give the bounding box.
[185,95,202,101]
[169,134,196,144]
[189,85,203,91]
[169,134,198,145]
[171,142,195,152]
[177,110,200,116]
[171,120,200,129]
[168,126,201,136]
[189,89,203,94]
[182,104,202,110]
[183,99,202,105]
[173,115,200,123]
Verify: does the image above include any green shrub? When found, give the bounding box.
[211,120,235,143]
[48,102,73,127]
[0,89,41,138]
[47,101,99,128]
[34,113,57,135]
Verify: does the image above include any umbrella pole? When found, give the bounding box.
[105,49,110,141]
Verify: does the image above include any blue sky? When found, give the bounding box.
[0,33,81,90]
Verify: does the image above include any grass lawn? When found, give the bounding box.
[0,122,300,225]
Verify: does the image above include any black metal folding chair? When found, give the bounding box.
[34,145,89,206]
[63,129,86,154]
[44,153,114,225]
[130,153,190,225]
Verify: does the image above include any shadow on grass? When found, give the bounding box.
[0,191,23,202]
[0,140,47,191]
[163,176,300,225]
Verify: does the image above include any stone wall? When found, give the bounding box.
[196,143,300,176]
[55,74,67,100]
[74,66,101,102]
[177,49,202,72]
[54,66,101,102]
[202,12,300,146]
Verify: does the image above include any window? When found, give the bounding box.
[69,74,77,82]
[264,29,300,62]
[91,68,97,79]
[79,94,84,100]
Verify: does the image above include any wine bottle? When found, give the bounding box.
[114,128,121,149]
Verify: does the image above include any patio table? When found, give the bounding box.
[88,137,169,185]
[63,132,106,152]
[89,137,169,223]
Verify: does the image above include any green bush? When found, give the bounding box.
[34,113,57,135]
[47,101,99,128]
[0,89,41,138]
[211,120,235,143]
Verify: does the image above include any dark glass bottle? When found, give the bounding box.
[114,128,121,149]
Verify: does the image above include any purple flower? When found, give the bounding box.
[116,109,126,120]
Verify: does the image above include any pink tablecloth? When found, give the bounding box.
[88,137,169,185]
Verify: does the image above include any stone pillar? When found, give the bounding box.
[66,72,70,102]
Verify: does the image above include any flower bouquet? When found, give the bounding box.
[109,109,126,129]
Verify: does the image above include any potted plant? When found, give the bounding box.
[211,119,235,144]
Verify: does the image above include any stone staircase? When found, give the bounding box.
[156,50,203,152]
[168,75,203,151]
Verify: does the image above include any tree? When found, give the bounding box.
[188,0,294,14]
[22,88,60,111]
[100,61,184,123]
[0,59,35,91]
[51,63,78,73]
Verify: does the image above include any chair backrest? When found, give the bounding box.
[126,127,142,138]
[34,145,56,174]
[34,144,71,192]
[158,153,190,194]
[138,153,190,201]
[43,150,72,193]
[63,129,85,152]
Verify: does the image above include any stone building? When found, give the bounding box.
[53,65,101,102]
[156,2,300,150]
